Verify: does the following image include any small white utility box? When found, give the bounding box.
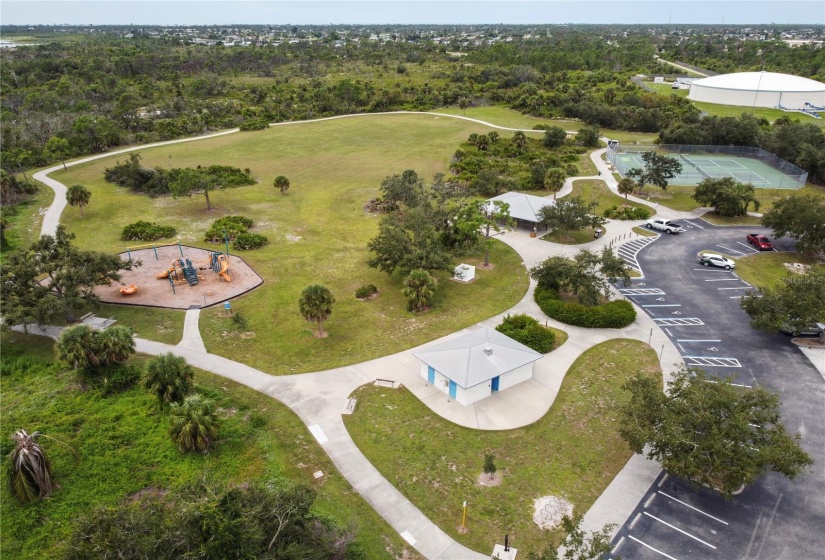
[491,544,517,559]
[454,264,476,282]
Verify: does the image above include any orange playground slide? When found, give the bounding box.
[217,254,231,282]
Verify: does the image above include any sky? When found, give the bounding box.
[1,1,824,26]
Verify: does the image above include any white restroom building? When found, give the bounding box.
[413,327,543,406]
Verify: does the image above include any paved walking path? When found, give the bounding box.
[26,117,700,558]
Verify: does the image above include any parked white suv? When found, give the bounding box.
[646,218,686,234]
[698,252,736,270]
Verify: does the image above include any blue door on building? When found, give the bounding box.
[491,376,500,392]
[449,380,457,399]
[427,365,435,384]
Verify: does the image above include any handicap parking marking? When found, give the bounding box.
[654,317,704,326]
[620,288,666,295]
[684,356,742,367]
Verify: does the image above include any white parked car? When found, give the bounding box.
[646,218,686,234]
[698,252,736,270]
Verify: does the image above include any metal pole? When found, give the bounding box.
[178,240,184,258]
[462,501,467,529]
[153,245,159,261]
[126,248,131,262]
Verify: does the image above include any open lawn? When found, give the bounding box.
[635,182,825,213]
[0,333,413,560]
[0,182,53,258]
[700,213,763,226]
[568,179,653,216]
[734,252,825,290]
[49,113,529,374]
[344,339,661,554]
[433,105,579,131]
[542,225,606,245]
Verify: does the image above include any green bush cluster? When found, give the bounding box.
[120,220,177,241]
[232,232,268,251]
[354,284,379,299]
[204,215,254,242]
[535,287,636,328]
[495,314,556,353]
[603,205,651,220]
[238,116,270,131]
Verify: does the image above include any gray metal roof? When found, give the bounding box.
[487,192,554,224]
[413,327,543,389]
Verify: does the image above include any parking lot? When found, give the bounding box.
[609,221,825,560]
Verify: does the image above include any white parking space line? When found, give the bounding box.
[677,343,685,352]
[644,512,717,549]
[684,220,704,229]
[716,244,746,255]
[705,278,741,282]
[693,268,735,272]
[658,491,729,524]
[730,296,744,299]
[676,339,721,342]
[628,535,681,560]
[643,304,682,307]
[736,241,760,253]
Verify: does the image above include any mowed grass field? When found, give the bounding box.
[50,113,530,374]
[344,339,662,553]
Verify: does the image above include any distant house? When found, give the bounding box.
[413,327,543,406]
[486,192,553,231]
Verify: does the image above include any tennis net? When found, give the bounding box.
[679,153,711,179]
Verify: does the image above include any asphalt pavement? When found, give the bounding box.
[609,220,825,560]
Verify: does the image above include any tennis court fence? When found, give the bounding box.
[607,144,807,189]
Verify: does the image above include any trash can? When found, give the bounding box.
[594,228,602,239]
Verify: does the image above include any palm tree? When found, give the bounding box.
[168,394,220,453]
[511,131,527,152]
[402,269,438,313]
[543,168,567,200]
[6,429,76,503]
[96,326,135,365]
[142,353,194,408]
[273,175,290,195]
[298,284,335,338]
[488,131,500,143]
[617,177,636,201]
[56,325,100,370]
[66,184,91,218]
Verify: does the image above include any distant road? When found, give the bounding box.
[654,56,709,77]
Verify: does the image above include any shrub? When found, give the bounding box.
[364,198,399,214]
[535,287,636,328]
[603,205,651,220]
[120,221,177,241]
[565,163,579,176]
[496,314,556,353]
[204,215,254,242]
[354,284,378,299]
[232,232,268,250]
[231,312,249,329]
[239,117,269,131]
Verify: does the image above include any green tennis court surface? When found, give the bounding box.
[614,152,803,188]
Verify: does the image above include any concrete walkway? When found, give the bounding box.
[26,119,696,558]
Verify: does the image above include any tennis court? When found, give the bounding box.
[607,144,807,189]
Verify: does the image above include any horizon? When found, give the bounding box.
[2,1,824,27]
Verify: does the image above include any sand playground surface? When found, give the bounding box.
[96,245,263,310]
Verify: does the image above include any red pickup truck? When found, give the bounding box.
[746,233,774,251]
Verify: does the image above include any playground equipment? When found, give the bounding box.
[119,284,138,295]
[209,251,232,282]
[155,258,198,286]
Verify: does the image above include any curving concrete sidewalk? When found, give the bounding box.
[25,116,691,558]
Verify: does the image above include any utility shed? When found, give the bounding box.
[413,327,543,406]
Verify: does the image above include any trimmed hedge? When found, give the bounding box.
[496,314,556,354]
[603,205,651,220]
[535,287,636,328]
[232,232,268,251]
[120,221,177,241]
